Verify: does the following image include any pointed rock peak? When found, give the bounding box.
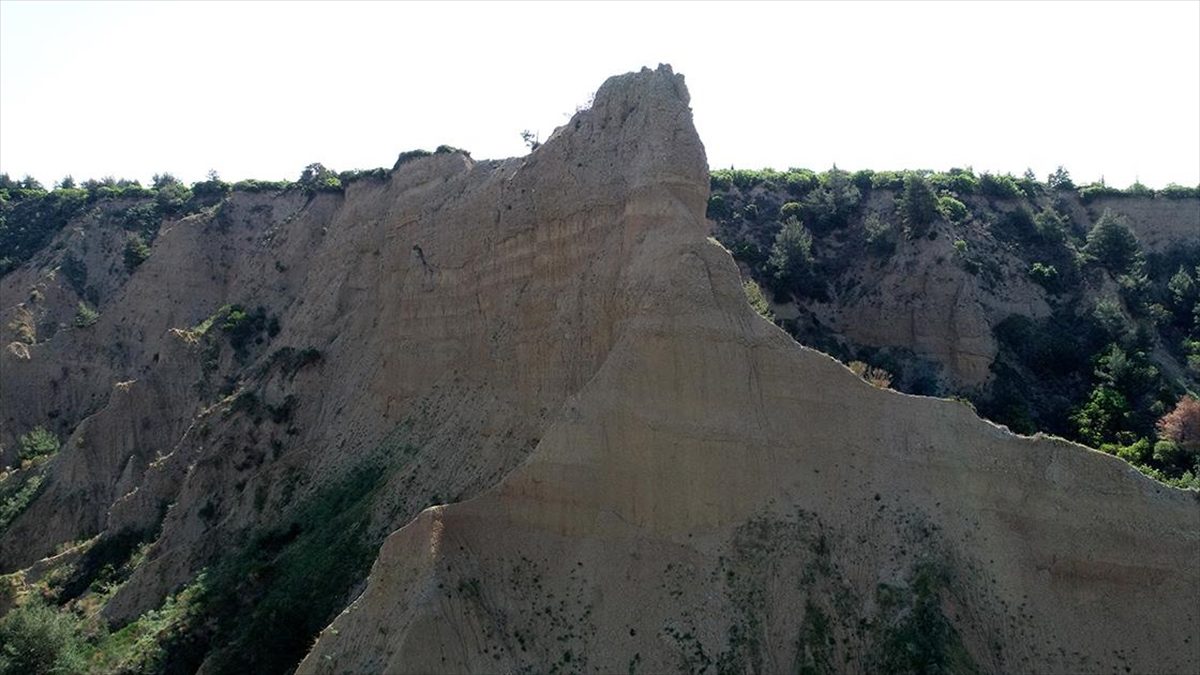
[592,63,690,109]
[540,64,707,206]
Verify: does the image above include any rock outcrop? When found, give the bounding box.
[1,65,1196,674]
[297,67,1199,674]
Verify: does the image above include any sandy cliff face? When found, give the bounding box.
[1,65,1196,674]
[297,68,1199,674]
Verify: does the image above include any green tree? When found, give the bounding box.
[1033,208,1069,244]
[898,173,938,234]
[1085,209,1140,273]
[1072,385,1131,447]
[1047,165,1075,190]
[0,600,87,674]
[298,163,342,194]
[768,217,815,293]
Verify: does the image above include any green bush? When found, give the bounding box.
[0,187,89,275]
[1078,181,1124,203]
[124,235,151,271]
[155,181,193,215]
[297,163,342,194]
[435,145,470,156]
[936,195,968,223]
[743,279,774,321]
[17,427,59,462]
[231,179,293,193]
[121,202,162,238]
[1029,262,1059,291]
[337,168,389,185]
[929,168,979,195]
[74,301,99,328]
[870,171,905,191]
[978,172,1023,199]
[706,194,731,220]
[1160,183,1200,199]
[393,149,433,170]
[0,599,87,674]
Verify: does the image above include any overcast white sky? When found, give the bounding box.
[2,1,1198,189]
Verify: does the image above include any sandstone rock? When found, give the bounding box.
[298,67,1199,674]
[0,65,1195,674]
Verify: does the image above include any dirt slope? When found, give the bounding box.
[298,67,1199,674]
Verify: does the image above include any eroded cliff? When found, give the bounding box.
[1,66,1197,674]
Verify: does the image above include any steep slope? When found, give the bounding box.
[300,68,1199,674]
[0,65,706,673]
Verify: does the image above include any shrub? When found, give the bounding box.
[124,235,151,271]
[978,172,1023,199]
[155,181,193,214]
[392,150,434,170]
[848,360,893,388]
[337,168,389,185]
[297,163,342,194]
[709,171,733,192]
[231,179,293,193]
[434,145,470,156]
[936,195,968,223]
[1085,209,1141,273]
[870,171,905,191]
[743,279,774,321]
[1157,396,1200,453]
[1125,181,1153,197]
[1029,262,1059,291]
[850,169,875,193]
[993,206,1037,243]
[0,599,87,674]
[1159,183,1200,199]
[706,194,731,220]
[74,301,99,328]
[121,202,162,238]
[799,169,862,232]
[1078,181,1124,203]
[191,176,231,207]
[221,305,268,354]
[17,427,59,462]
[929,168,979,195]
[1033,208,1069,244]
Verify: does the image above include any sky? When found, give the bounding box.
[1,1,1198,189]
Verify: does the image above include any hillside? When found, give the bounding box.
[707,167,1200,486]
[1,66,1198,674]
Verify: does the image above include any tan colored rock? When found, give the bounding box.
[0,65,1195,674]
[300,67,1199,675]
